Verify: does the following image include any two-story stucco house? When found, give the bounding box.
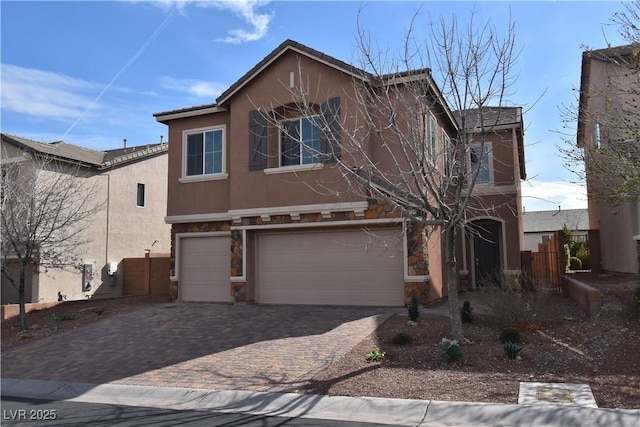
[578,44,640,274]
[154,39,526,306]
[1,133,171,304]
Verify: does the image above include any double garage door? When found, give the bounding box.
[256,228,404,306]
[179,228,404,306]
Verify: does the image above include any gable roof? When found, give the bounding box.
[154,39,457,129]
[216,39,369,106]
[523,208,589,233]
[1,133,167,170]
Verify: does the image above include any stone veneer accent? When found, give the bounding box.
[170,198,432,305]
[230,231,243,276]
[637,238,640,274]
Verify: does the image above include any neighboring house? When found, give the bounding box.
[154,39,526,306]
[1,133,170,304]
[522,208,589,252]
[578,44,640,274]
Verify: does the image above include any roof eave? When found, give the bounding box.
[154,105,227,123]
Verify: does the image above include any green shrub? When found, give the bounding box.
[503,341,523,359]
[633,285,640,315]
[499,327,521,344]
[408,296,419,322]
[442,343,464,362]
[366,348,386,362]
[577,251,591,270]
[564,243,571,272]
[393,332,414,345]
[568,256,582,271]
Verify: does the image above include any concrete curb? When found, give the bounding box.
[2,378,639,426]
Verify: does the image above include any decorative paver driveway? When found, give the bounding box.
[1,303,395,392]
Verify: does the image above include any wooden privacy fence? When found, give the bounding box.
[521,231,563,292]
[123,252,172,297]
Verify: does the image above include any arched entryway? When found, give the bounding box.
[470,219,503,287]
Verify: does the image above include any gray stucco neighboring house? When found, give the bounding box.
[522,208,589,252]
[1,133,170,304]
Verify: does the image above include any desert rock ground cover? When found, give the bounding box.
[2,274,638,409]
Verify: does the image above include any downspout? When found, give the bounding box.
[104,170,111,285]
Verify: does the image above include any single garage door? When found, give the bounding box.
[179,236,229,302]
[256,228,403,306]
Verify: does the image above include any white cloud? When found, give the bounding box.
[213,0,273,44]
[138,0,272,44]
[0,64,99,121]
[521,179,588,212]
[158,76,226,98]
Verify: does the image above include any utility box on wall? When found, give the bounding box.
[82,263,93,292]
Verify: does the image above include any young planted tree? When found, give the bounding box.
[261,10,519,341]
[1,151,101,331]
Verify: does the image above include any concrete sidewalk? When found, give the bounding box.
[3,378,639,426]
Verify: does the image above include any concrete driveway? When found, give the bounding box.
[1,303,395,393]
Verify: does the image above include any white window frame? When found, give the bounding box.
[443,133,452,176]
[470,143,493,185]
[278,116,322,168]
[180,125,228,183]
[423,112,438,163]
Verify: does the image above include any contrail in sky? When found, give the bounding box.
[62,8,177,140]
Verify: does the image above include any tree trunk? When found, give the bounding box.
[444,226,464,341]
[19,261,27,331]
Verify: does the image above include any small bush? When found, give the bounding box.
[499,327,521,344]
[393,332,414,345]
[460,300,474,323]
[633,285,640,315]
[442,343,464,362]
[568,256,582,271]
[476,271,550,327]
[366,348,386,362]
[503,341,522,360]
[408,296,419,322]
[577,249,590,270]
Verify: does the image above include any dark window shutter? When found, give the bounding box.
[248,110,268,171]
[320,97,341,163]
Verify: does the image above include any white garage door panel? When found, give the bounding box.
[257,229,403,306]
[180,237,229,302]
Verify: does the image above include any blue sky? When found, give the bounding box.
[0,1,629,212]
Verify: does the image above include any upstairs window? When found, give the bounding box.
[185,127,224,177]
[249,98,341,172]
[470,144,491,184]
[136,183,145,207]
[423,112,438,163]
[280,116,321,166]
[443,134,452,176]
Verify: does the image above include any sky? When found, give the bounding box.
[0,1,630,212]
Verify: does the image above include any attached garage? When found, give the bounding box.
[255,228,404,306]
[178,235,230,302]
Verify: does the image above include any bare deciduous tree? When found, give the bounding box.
[1,151,101,331]
[561,1,640,205]
[258,10,519,341]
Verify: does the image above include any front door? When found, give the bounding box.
[473,220,502,286]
